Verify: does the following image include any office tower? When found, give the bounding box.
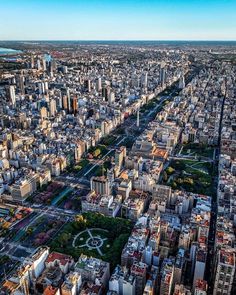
[62,95,68,111]
[136,108,140,128]
[179,74,185,89]
[102,86,110,100]
[213,249,235,295]
[44,81,49,92]
[57,93,62,109]
[7,85,16,107]
[90,176,110,195]
[36,59,41,70]
[108,91,115,105]
[31,55,34,68]
[131,74,140,88]
[48,60,52,74]
[62,65,68,74]
[84,79,91,92]
[101,121,110,136]
[66,88,71,113]
[48,59,56,75]
[141,72,148,88]
[40,107,48,120]
[49,99,57,117]
[42,58,47,71]
[38,82,45,95]
[71,96,78,114]
[19,74,25,95]
[96,77,102,91]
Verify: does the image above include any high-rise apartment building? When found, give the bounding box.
[213,249,235,295]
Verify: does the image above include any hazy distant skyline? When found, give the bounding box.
[0,0,235,41]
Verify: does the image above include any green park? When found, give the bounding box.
[50,212,133,268]
[162,158,216,196]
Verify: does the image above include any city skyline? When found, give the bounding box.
[0,0,236,41]
[0,1,236,294]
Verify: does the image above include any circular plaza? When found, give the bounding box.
[72,228,109,256]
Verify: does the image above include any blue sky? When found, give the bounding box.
[0,0,235,40]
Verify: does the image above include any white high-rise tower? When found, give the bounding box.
[8,85,16,107]
[137,108,140,128]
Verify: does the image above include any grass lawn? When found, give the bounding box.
[74,231,92,247]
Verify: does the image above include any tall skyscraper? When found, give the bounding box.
[31,55,34,69]
[7,85,16,107]
[96,77,102,92]
[66,88,71,113]
[49,99,57,117]
[71,96,78,114]
[38,82,45,95]
[40,106,48,120]
[62,95,68,111]
[84,79,91,92]
[102,86,110,101]
[42,58,47,71]
[137,108,140,128]
[19,74,25,95]
[108,91,115,105]
[179,74,185,89]
[141,72,148,88]
[36,59,41,70]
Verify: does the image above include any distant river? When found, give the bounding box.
[0,47,22,55]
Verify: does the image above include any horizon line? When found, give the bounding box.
[1,39,236,42]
